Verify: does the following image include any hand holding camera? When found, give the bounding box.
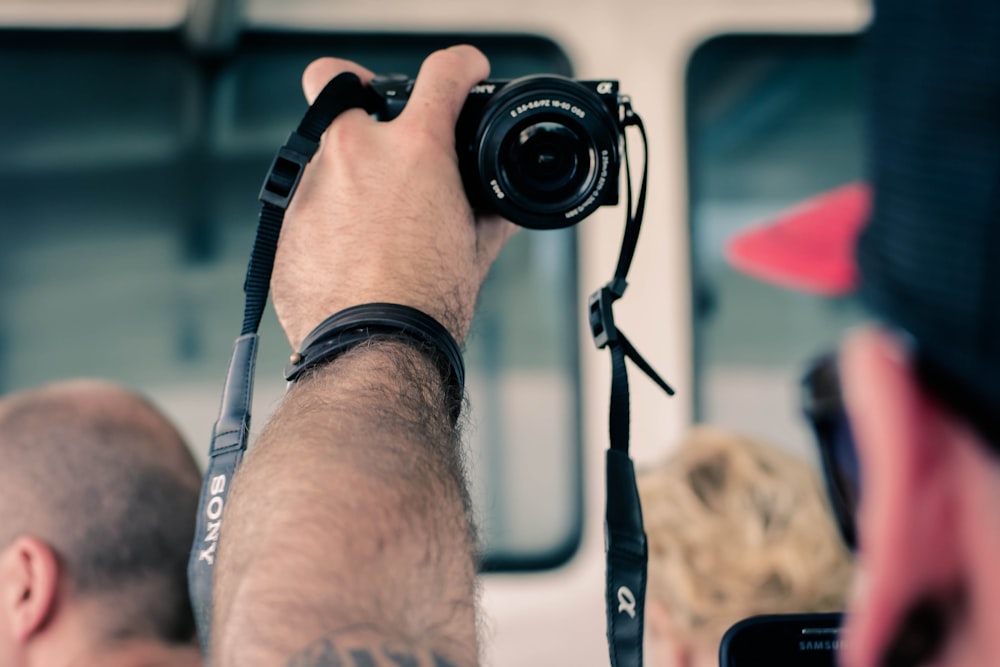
[270,46,635,350]
[270,45,516,349]
[369,73,626,230]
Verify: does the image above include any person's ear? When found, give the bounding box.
[0,536,60,643]
[837,327,964,667]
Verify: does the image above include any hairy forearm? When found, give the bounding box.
[212,340,479,666]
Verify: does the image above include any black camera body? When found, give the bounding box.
[369,74,626,230]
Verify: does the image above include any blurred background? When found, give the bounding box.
[0,0,868,663]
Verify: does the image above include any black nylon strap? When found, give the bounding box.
[605,449,648,667]
[188,333,257,647]
[590,101,675,667]
[189,72,371,655]
[242,72,376,335]
[612,102,649,283]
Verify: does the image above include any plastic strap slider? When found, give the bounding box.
[589,278,628,349]
[258,131,320,210]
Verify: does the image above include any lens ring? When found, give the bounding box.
[473,76,620,229]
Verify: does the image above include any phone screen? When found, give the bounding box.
[719,613,844,667]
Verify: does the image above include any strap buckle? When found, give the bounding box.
[258,131,320,210]
[619,96,641,129]
[589,278,628,349]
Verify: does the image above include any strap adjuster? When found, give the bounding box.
[589,278,628,349]
[258,131,320,209]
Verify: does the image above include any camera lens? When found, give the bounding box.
[469,75,621,229]
[503,121,595,202]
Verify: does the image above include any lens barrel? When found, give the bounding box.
[471,76,621,230]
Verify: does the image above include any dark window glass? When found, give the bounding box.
[687,35,866,461]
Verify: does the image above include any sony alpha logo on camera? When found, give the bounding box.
[370,75,627,230]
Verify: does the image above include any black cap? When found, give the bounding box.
[857,0,1000,442]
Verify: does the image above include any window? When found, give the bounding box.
[0,29,581,569]
[687,35,866,463]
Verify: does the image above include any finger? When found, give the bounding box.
[402,45,491,143]
[302,57,377,104]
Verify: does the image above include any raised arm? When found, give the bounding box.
[210,46,516,667]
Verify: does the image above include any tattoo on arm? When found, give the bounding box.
[288,637,462,667]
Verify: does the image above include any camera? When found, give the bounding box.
[369,74,627,230]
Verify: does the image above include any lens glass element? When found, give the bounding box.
[470,75,621,228]
[501,121,596,207]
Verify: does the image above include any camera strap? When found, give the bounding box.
[187,71,372,653]
[590,101,675,667]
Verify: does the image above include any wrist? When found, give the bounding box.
[286,338,461,445]
[285,303,466,424]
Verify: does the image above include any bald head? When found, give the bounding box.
[0,379,201,644]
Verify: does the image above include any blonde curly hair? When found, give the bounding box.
[637,425,853,653]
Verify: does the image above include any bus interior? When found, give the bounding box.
[0,0,868,663]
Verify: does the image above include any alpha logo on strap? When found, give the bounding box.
[617,586,637,619]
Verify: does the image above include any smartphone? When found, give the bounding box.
[719,612,844,667]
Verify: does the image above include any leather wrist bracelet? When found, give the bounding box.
[284,303,466,423]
